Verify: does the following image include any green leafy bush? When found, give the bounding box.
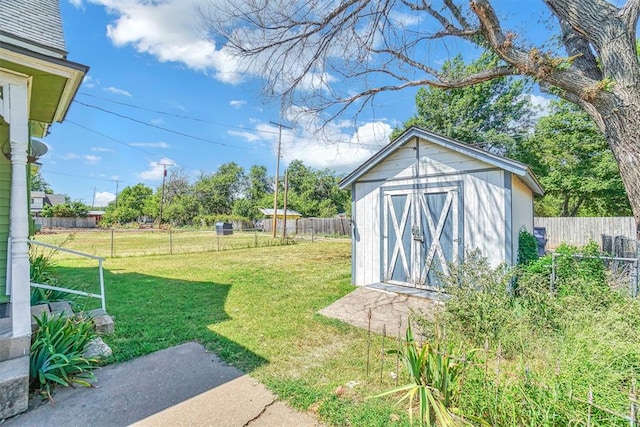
[440,249,516,347]
[517,228,539,266]
[30,312,99,399]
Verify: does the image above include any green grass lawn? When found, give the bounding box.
[33,229,292,258]
[52,239,408,426]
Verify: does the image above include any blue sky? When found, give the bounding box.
[41,0,553,207]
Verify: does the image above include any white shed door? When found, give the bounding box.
[383,187,459,289]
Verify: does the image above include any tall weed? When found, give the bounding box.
[415,243,640,425]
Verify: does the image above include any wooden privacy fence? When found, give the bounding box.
[262,217,352,237]
[535,217,636,250]
[35,217,97,228]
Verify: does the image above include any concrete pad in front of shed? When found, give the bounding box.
[319,286,445,336]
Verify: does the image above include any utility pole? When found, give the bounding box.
[158,163,171,227]
[270,121,292,238]
[91,186,96,209]
[282,169,289,240]
[113,179,122,208]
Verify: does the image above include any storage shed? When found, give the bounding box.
[339,127,543,291]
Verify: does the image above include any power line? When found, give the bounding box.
[74,93,387,149]
[73,100,250,149]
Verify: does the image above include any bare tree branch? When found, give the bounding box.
[621,0,640,30]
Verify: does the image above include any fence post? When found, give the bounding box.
[169,229,173,255]
[110,229,114,258]
[98,258,106,311]
[254,229,258,248]
[587,385,593,427]
[551,253,556,291]
[631,377,637,427]
[634,260,639,299]
[311,220,314,243]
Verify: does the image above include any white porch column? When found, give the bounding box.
[6,80,31,338]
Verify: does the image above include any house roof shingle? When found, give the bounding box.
[0,0,67,54]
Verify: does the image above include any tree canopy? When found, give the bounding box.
[392,51,532,151]
[98,161,350,227]
[513,101,631,217]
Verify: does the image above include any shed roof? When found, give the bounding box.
[0,0,67,55]
[339,126,544,195]
[259,208,302,217]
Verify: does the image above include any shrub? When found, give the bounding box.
[30,312,99,399]
[440,249,516,347]
[517,228,539,266]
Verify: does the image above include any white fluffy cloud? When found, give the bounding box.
[94,191,115,207]
[231,116,391,173]
[229,100,247,109]
[138,157,176,180]
[131,142,170,148]
[82,0,242,83]
[104,86,132,97]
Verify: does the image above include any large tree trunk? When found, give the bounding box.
[595,97,640,237]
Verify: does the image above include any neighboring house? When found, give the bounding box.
[339,126,543,292]
[0,0,87,418]
[30,191,66,216]
[259,208,303,220]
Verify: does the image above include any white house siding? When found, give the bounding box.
[351,137,512,286]
[511,175,534,264]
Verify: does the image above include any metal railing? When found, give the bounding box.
[28,239,106,310]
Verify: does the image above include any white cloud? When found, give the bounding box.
[91,147,114,152]
[91,0,243,83]
[131,142,170,148]
[62,152,80,160]
[94,191,116,207]
[229,100,247,109]
[138,157,176,180]
[246,112,391,173]
[104,86,132,97]
[68,0,84,8]
[84,155,101,163]
[150,118,164,125]
[530,94,553,118]
[82,75,95,88]
[282,121,391,172]
[228,130,261,142]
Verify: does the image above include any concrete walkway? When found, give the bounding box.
[318,285,445,336]
[3,342,321,427]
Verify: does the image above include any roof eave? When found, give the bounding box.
[338,126,545,195]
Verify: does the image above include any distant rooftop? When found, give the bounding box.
[259,208,302,217]
[0,0,67,55]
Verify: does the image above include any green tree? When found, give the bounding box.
[285,160,350,217]
[41,201,89,218]
[102,183,153,224]
[31,170,53,193]
[194,162,246,215]
[247,165,271,201]
[393,52,532,151]
[514,101,631,216]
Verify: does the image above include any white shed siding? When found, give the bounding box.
[347,130,538,288]
[511,175,534,263]
[354,181,383,286]
[352,169,508,285]
[461,170,506,267]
